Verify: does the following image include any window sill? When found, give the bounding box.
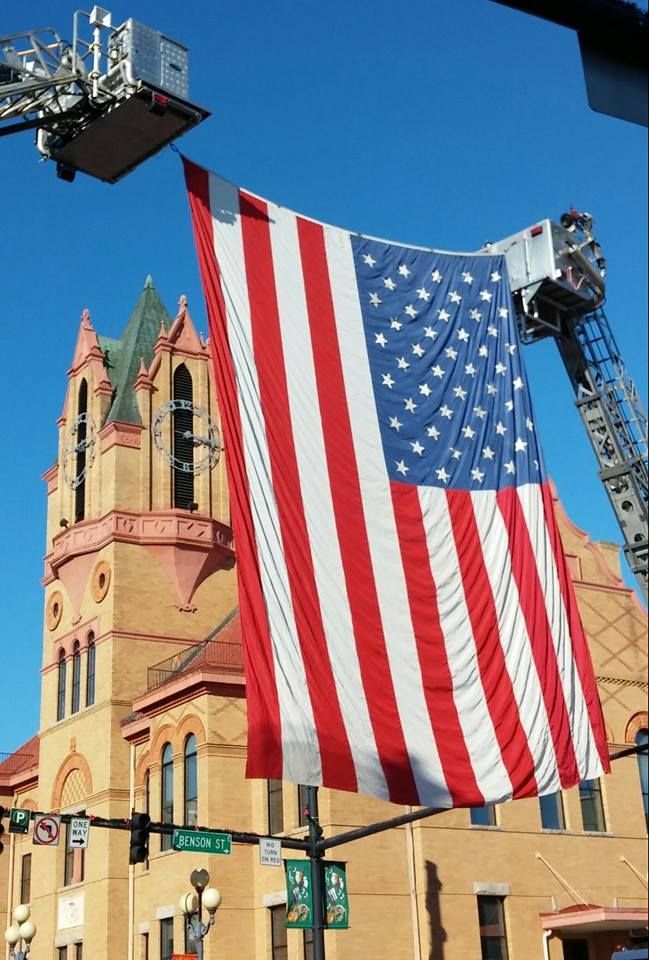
[470,824,503,831]
[57,881,85,894]
[582,830,615,838]
[541,828,574,835]
[148,847,177,861]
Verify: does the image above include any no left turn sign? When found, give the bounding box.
[33,814,61,846]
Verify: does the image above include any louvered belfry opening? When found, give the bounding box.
[75,378,88,522]
[173,364,195,509]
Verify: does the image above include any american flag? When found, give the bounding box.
[184,157,609,807]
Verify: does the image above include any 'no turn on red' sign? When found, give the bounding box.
[33,814,61,846]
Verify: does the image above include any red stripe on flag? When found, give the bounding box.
[296,215,419,804]
[540,483,611,772]
[391,482,484,806]
[447,490,539,799]
[183,159,283,779]
[497,486,580,788]
[238,191,357,791]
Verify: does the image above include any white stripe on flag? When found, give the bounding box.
[418,486,513,802]
[208,173,322,784]
[324,224,453,808]
[266,202,388,799]
[471,488,560,795]
[516,483,600,781]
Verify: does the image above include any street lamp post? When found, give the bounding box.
[4,904,37,959]
[179,868,222,960]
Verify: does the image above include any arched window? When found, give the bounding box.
[184,734,198,827]
[57,650,67,721]
[161,743,174,851]
[173,364,194,509]
[75,379,88,522]
[71,641,81,714]
[86,632,96,707]
[636,729,648,831]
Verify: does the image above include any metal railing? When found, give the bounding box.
[147,608,242,691]
[0,751,35,774]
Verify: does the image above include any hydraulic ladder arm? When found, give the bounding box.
[490,211,648,601]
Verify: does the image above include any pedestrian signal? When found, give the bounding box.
[129,811,151,864]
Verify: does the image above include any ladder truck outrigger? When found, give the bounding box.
[1,12,646,600]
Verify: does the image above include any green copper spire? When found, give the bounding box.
[101,277,172,425]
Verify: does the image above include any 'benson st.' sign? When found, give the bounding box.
[172,829,232,855]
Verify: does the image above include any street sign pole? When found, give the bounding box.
[305,785,326,960]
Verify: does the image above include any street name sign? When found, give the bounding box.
[9,808,30,834]
[259,837,282,867]
[68,817,90,849]
[33,814,61,846]
[172,829,232,855]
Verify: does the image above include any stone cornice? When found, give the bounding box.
[43,509,234,584]
[99,420,144,453]
[123,668,245,739]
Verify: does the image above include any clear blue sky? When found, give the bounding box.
[1,1,646,754]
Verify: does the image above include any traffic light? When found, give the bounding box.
[0,806,6,855]
[129,811,151,864]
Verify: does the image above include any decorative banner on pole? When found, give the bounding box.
[285,860,314,929]
[33,814,61,846]
[324,862,350,929]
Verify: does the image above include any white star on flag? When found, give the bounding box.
[404,397,417,412]
[389,416,402,431]
[397,356,410,370]
[396,460,409,475]
[375,332,388,347]
[417,287,430,300]
[411,440,425,456]
[431,269,443,283]
[479,290,493,302]
[471,467,485,482]
[363,253,376,267]
[462,272,474,284]
[449,291,462,303]
[436,466,450,483]
[369,292,382,307]
[398,264,411,277]
[382,373,395,388]
[384,277,396,290]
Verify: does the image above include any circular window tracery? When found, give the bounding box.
[91,561,111,603]
[46,591,64,631]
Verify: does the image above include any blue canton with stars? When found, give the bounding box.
[352,236,546,490]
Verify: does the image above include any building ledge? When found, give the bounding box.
[540,904,648,933]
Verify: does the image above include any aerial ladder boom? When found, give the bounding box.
[490,212,648,601]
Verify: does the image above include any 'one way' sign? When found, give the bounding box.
[68,817,90,849]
